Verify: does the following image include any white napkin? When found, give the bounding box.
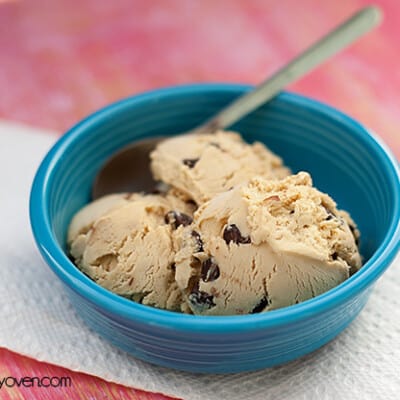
[0,120,399,400]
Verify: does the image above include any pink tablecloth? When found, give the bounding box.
[0,1,398,399]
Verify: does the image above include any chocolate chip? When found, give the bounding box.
[323,205,336,220]
[349,224,360,247]
[187,272,200,295]
[223,224,251,245]
[201,258,220,282]
[191,230,204,252]
[182,158,199,168]
[332,252,338,260]
[164,211,193,229]
[251,297,269,313]
[188,290,216,310]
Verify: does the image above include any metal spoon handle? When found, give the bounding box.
[196,5,382,133]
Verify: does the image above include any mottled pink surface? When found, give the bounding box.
[0,0,399,155]
[0,348,175,399]
[0,0,399,399]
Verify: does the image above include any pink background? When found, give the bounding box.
[0,0,399,399]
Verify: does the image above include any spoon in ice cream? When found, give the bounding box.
[92,6,381,199]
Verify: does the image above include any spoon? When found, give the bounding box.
[92,6,382,199]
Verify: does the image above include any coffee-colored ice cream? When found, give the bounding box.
[174,172,361,315]
[68,130,362,315]
[150,130,290,205]
[68,192,195,312]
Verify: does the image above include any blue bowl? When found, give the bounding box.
[30,84,400,373]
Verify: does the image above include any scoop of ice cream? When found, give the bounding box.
[68,192,195,312]
[68,193,131,243]
[174,172,362,315]
[150,130,290,205]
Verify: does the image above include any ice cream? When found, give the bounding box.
[68,192,195,312]
[150,130,290,204]
[67,130,362,315]
[174,172,361,315]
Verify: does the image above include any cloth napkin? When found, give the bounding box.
[0,120,399,400]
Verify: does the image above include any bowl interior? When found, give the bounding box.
[46,86,397,276]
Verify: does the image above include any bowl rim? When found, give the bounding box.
[30,83,400,333]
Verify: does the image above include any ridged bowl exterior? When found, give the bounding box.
[30,84,400,373]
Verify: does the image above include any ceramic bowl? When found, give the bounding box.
[30,84,400,373]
